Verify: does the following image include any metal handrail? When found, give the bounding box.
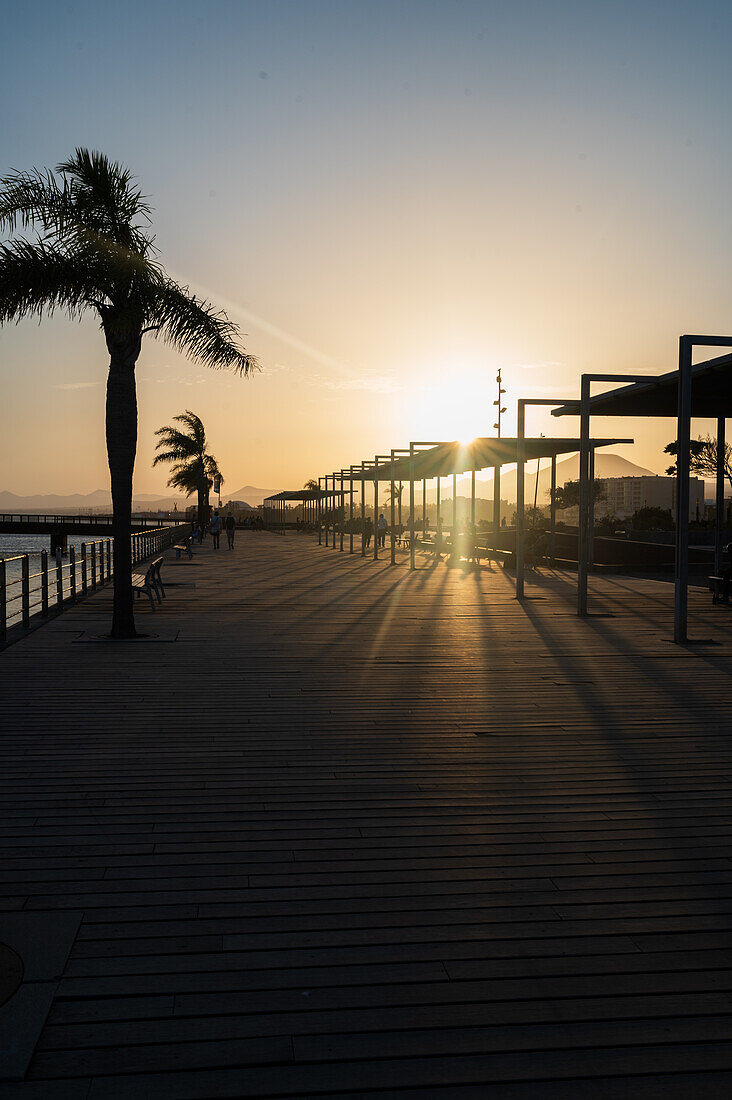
[0,522,191,643]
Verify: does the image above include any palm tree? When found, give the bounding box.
[0,149,256,637]
[303,479,319,492]
[386,481,404,527]
[153,412,222,527]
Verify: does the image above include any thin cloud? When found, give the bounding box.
[184,278,354,377]
[54,380,100,390]
[315,373,404,394]
[515,360,563,370]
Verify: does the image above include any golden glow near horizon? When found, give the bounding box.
[3,2,732,495]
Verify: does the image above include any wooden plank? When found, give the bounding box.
[1,535,731,1094]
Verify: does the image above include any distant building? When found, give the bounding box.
[597,475,705,521]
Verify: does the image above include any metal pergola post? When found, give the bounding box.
[452,473,457,558]
[715,417,725,575]
[577,373,662,617]
[675,337,693,643]
[516,405,526,599]
[578,378,591,614]
[471,470,476,526]
[373,456,379,561]
[339,470,345,551]
[318,478,323,545]
[517,398,579,601]
[361,462,366,557]
[349,466,356,554]
[550,454,557,565]
[493,465,501,547]
[422,479,427,538]
[588,447,596,574]
[410,444,416,571]
[388,449,411,566]
[390,453,396,564]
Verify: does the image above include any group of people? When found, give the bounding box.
[193,509,238,550]
[360,513,389,549]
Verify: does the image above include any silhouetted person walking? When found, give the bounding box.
[364,515,373,550]
[225,512,236,550]
[210,510,222,549]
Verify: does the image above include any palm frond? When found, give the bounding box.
[0,237,102,323]
[0,167,69,235]
[152,447,192,467]
[149,277,258,374]
[173,411,207,449]
[153,411,222,489]
[56,148,152,252]
[203,454,223,483]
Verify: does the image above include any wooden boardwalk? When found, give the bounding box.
[2,533,732,1098]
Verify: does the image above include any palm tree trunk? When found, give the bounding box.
[106,342,139,638]
[197,484,206,530]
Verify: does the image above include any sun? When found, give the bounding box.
[412,373,495,444]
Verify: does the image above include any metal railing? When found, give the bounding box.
[0,513,177,527]
[0,523,190,644]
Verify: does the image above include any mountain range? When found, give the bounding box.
[474,451,657,504]
[413,452,656,504]
[0,484,276,513]
[7,456,717,513]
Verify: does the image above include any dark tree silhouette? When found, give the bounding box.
[0,150,257,636]
[664,435,732,491]
[549,479,606,511]
[153,412,222,529]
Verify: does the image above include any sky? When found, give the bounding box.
[3,0,732,496]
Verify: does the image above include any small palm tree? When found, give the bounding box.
[154,412,222,528]
[386,481,404,526]
[0,149,257,636]
[303,479,319,492]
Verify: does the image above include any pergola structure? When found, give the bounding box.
[313,435,631,571]
[552,336,732,643]
[262,489,323,535]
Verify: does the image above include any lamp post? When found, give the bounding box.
[493,368,507,547]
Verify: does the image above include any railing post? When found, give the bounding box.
[69,546,76,601]
[41,550,49,616]
[81,543,88,595]
[22,554,30,627]
[56,547,63,608]
[0,559,6,642]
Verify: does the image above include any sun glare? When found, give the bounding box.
[412,370,498,444]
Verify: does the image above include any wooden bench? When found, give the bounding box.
[132,557,165,611]
[709,575,728,605]
[174,537,193,560]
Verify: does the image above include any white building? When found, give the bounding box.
[597,476,705,521]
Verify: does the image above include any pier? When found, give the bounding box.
[1,533,732,1096]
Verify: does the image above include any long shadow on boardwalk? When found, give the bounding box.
[1,536,732,1097]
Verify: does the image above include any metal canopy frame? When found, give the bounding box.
[551,337,732,642]
[313,436,630,577]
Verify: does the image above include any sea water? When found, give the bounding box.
[0,534,110,629]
